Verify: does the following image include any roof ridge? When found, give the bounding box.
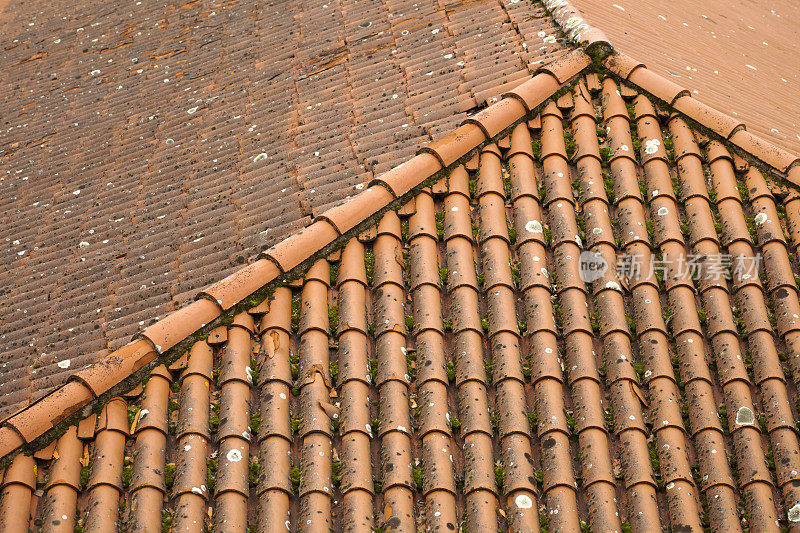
[600,51,800,187]
[540,0,800,184]
[0,51,592,465]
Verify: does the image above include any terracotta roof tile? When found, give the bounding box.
[5,0,800,529]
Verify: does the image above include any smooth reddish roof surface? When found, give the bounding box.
[2,69,800,530]
[0,0,569,419]
[571,0,800,155]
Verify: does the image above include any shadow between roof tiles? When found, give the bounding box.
[3,71,800,531]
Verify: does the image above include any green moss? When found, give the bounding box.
[209,403,220,431]
[599,146,611,165]
[122,465,133,488]
[528,412,538,432]
[332,460,343,487]
[605,405,615,432]
[291,418,302,434]
[450,416,462,432]
[250,413,261,435]
[249,459,260,485]
[369,358,378,383]
[493,464,505,492]
[164,463,176,489]
[329,362,339,385]
[439,267,448,286]
[400,220,409,242]
[328,304,339,333]
[364,250,375,286]
[446,360,456,382]
[405,313,415,332]
[329,262,339,286]
[206,456,218,495]
[566,411,576,434]
[490,411,499,432]
[161,510,173,533]
[413,467,425,490]
[563,130,577,160]
[648,439,660,473]
[80,463,91,490]
[290,467,302,494]
[435,211,445,240]
[468,176,477,198]
[531,140,542,160]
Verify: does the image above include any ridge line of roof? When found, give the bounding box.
[600,52,800,188]
[541,0,800,185]
[0,52,591,466]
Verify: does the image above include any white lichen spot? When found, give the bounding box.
[666,482,675,490]
[788,503,800,522]
[187,107,198,114]
[227,449,243,462]
[57,359,71,369]
[593,227,602,234]
[754,212,768,225]
[90,69,101,76]
[735,406,755,425]
[79,241,90,248]
[191,487,204,495]
[644,139,661,154]
[253,153,268,163]
[620,144,629,151]
[657,207,669,216]
[605,281,621,291]
[245,366,253,383]
[525,220,543,233]
[515,494,533,508]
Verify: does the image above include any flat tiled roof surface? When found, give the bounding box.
[3,76,800,531]
[0,0,569,419]
[571,0,800,155]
